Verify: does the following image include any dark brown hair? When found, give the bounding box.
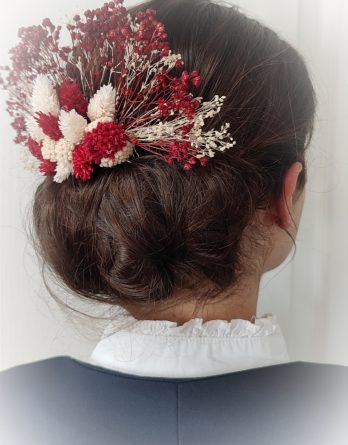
[27,0,317,320]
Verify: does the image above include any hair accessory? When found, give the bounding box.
[0,0,236,183]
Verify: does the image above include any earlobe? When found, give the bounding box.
[276,162,303,229]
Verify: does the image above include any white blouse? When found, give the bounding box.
[86,305,291,378]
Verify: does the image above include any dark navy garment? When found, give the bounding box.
[1,356,348,444]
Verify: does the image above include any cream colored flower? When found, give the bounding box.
[25,116,46,143]
[31,74,60,116]
[87,84,116,122]
[59,109,88,144]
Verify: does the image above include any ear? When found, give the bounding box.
[275,161,303,229]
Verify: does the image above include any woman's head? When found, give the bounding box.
[29,0,316,320]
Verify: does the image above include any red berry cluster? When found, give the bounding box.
[66,3,170,92]
[156,70,202,119]
[164,141,209,170]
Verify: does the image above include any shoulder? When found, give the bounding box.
[0,355,75,387]
[0,356,77,414]
[0,355,85,415]
[0,356,84,444]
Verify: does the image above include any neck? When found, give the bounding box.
[124,274,261,325]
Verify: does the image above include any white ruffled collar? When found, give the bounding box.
[86,305,291,378]
[99,305,278,337]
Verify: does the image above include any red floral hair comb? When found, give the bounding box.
[0,0,236,183]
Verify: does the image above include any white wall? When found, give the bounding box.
[1,0,347,371]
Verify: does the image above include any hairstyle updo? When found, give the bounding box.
[28,0,317,320]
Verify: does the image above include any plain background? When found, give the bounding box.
[1,0,347,371]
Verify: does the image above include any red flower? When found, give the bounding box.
[163,140,210,170]
[199,156,209,167]
[72,143,94,182]
[27,137,44,161]
[57,80,88,116]
[80,121,128,164]
[166,140,192,163]
[39,159,56,176]
[35,112,63,141]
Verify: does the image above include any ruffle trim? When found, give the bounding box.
[102,305,279,338]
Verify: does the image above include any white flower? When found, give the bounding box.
[52,139,75,183]
[41,136,57,162]
[31,74,60,116]
[54,161,74,183]
[87,84,116,122]
[25,116,46,143]
[40,136,75,168]
[59,110,87,144]
[55,139,75,164]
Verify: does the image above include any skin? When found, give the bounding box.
[127,161,305,325]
